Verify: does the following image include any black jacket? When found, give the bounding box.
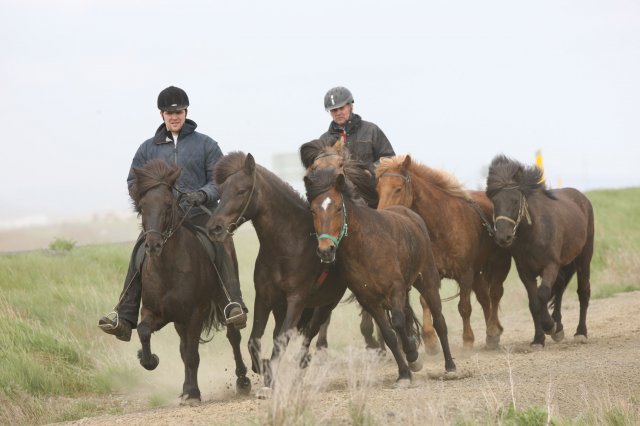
[320,114,395,164]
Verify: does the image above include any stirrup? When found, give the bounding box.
[224,302,245,325]
[98,311,119,331]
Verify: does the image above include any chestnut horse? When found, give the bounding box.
[486,155,594,347]
[304,168,457,385]
[206,152,347,396]
[130,159,250,403]
[376,155,512,350]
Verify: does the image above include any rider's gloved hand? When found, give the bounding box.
[184,190,207,206]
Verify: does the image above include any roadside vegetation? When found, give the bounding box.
[0,187,638,425]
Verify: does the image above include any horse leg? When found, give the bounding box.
[538,264,561,335]
[397,293,422,372]
[482,252,509,349]
[136,309,166,371]
[363,302,413,386]
[574,249,592,342]
[248,295,272,377]
[298,303,338,367]
[360,308,380,349]
[550,263,575,342]
[457,270,475,350]
[520,271,546,347]
[315,313,330,350]
[226,323,251,395]
[419,295,439,355]
[472,272,496,348]
[174,321,203,404]
[414,270,456,373]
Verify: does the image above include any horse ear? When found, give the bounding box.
[334,135,345,152]
[168,166,181,185]
[245,153,256,174]
[401,155,412,173]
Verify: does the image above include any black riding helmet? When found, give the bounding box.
[157,86,189,112]
[324,86,354,111]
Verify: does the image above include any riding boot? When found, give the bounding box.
[214,237,248,329]
[98,238,145,341]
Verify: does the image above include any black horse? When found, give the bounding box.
[131,159,251,403]
[486,155,594,347]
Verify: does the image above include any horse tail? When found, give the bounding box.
[199,302,224,344]
[441,289,460,303]
[398,301,423,346]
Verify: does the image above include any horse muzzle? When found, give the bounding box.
[317,245,336,264]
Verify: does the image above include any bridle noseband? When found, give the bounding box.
[316,194,349,248]
[493,187,532,236]
[224,169,257,236]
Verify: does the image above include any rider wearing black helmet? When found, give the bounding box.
[98,86,248,341]
[320,86,395,165]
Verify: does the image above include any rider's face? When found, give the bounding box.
[329,103,352,127]
[161,109,187,133]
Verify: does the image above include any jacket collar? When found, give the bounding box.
[153,119,198,144]
[328,113,362,136]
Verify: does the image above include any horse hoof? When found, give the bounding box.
[551,328,565,342]
[544,322,557,336]
[425,344,439,356]
[256,386,272,400]
[139,354,159,371]
[485,334,501,350]
[394,378,411,389]
[180,395,201,406]
[573,334,588,344]
[444,370,459,380]
[236,377,252,395]
[409,353,423,372]
[530,343,544,351]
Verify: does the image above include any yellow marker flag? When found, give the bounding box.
[535,149,545,183]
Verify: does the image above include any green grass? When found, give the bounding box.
[0,188,638,424]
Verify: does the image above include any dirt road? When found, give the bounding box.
[57,290,640,425]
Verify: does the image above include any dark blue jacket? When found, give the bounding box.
[127,119,222,219]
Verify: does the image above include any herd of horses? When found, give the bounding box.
[127,139,594,403]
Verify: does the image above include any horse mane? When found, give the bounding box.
[305,167,358,204]
[376,155,471,201]
[486,154,555,199]
[130,159,180,211]
[215,151,308,205]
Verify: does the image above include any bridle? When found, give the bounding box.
[224,168,257,236]
[140,182,191,247]
[493,187,532,236]
[316,194,349,249]
[379,171,413,207]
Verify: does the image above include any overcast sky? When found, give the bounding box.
[2,0,639,224]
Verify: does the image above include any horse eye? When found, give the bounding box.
[237,189,247,196]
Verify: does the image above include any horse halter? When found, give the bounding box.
[379,171,412,203]
[225,168,257,236]
[316,194,349,248]
[493,188,532,236]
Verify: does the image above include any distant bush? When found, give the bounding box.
[48,238,76,253]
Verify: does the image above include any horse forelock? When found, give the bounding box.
[214,151,248,185]
[487,155,547,198]
[300,138,351,169]
[377,155,470,201]
[305,167,356,204]
[133,159,179,204]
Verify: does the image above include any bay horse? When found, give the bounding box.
[486,154,594,347]
[299,137,384,351]
[130,159,251,403]
[304,167,457,384]
[206,152,347,396]
[376,155,512,350]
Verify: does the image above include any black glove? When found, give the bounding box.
[184,191,207,206]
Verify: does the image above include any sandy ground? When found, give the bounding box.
[53,289,640,425]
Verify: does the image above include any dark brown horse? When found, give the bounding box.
[206,152,347,396]
[486,155,594,347]
[299,137,384,351]
[376,155,512,350]
[304,168,457,385]
[130,159,251,403]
